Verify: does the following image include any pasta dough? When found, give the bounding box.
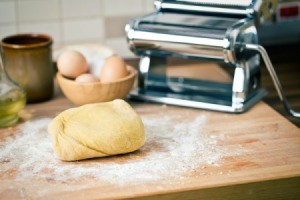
[48,99,145,161]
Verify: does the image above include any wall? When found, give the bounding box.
[0,0,155,58]
[2,0,299,58]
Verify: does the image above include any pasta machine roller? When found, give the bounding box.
[125,0,300,117]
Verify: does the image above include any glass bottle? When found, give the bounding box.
[0,54,26,127]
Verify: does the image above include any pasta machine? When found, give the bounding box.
[125,0,300,117]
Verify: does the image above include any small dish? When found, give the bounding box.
[56,65,137,106]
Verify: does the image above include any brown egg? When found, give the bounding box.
[75,73,99,83]
[100,56,128,83]
[57,50,88,79]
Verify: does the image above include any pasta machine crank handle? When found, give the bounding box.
[244,44,300,118]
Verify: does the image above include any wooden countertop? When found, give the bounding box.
[1,95,299,199]
[0,59,300,199]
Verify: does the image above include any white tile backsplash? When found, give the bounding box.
[62,0,102,19]
[0,1,16,23]
[19,21,62,45]
[18,0,60,22]
[105,37,136,58]
[0,0,152,57]
[0,24,17,39]
[63,18,104,43]
[144,0,155,13]
[103,0,144,17]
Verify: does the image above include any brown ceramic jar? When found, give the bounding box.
[1,33,54,103]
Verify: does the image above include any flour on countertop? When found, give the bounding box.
[0,114,238,186]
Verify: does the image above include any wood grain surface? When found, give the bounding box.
[0,64,299,200]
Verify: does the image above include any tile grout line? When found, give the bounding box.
[58,0,64,47]
[15,0,20,33]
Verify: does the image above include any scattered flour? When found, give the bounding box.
[0,114,234,185]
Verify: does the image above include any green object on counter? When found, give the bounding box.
[0,54,26,127]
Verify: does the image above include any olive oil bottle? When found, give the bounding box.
[0,54,26,127]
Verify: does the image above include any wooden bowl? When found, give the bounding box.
[56,65,137,105]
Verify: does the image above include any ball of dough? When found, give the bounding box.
[48,99,145,161]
